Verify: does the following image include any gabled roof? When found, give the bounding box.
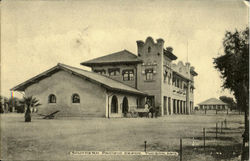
[81,50,143,67]
[198,98,227,105]
[11,63,146,96]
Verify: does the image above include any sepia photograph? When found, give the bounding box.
[1,0,249,160]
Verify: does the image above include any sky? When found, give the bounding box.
[1,0,249,105]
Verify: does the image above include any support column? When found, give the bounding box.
[174,99,177,114]
[182,101,185,114]
[189,102,191,113]
[176,100,178,114]
[172,99,175,114]
[180,101,182,114]
[180,100,182,114]
[169,97,172,115]
[190,101,192,113]
[181,101,183,114]
[186,101,188,114]
[180,100,183,114]
[166,97,169,115]
[183,101,186,114]
[176,100,179,114]
[186,81,190,114]
[176,100,180,114]
[161,96,164,116]
[179,101,181,114]
[192,102,194,113]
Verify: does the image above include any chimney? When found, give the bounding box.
[166,46,173,53]
[136,40,144,47]
[156,38,164,47]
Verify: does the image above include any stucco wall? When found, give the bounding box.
[25,70,106,117]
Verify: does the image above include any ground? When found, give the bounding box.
[0,111,245,161]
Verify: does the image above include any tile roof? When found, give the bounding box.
[81,49,143,66]
[198,98,227,105]
[11,63,146,96]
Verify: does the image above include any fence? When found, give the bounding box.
[177,118,246,161]
[195,109,243,115]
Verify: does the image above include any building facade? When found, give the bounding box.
[198,98,228,110]
[81,37,198,116]
[12,36,197,117]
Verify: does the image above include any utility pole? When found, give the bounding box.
[187,40,189,63]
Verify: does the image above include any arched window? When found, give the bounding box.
[72,94,80,103]
[122,97,129,114]
[48,94,56,103]
[111,95,118,113]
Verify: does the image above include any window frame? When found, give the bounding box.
[122,69,134,81]
[145,68,153,81]
[48,94,56,104]
[164,70,167,82]
[72,93,80,104]
[94,69,106,75]
[108,68,120,76]
[168,73,171,85]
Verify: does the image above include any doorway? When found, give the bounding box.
[122,97,129,114]
[111,95,118,113]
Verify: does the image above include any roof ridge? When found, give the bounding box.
[82,49,138,63]
[12,63,146,95]
[58,63,90,72]
[198,97,227,105]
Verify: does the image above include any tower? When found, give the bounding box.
[136,37,165,111]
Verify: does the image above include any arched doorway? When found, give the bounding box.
[111,95,118,113]
[122,97,129,114]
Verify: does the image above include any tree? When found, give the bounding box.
[219,96,237,110]
[19,96,41,122]
[213,27,249,160]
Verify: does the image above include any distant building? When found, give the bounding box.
[198,98,228,110]
[11,36,198,117]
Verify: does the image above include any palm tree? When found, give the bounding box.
[19,96,41,122]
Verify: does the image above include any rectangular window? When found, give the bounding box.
[176,79,179,88]
[190,87,194,93]
[172,76,176,86]
[108,68,120,76]
[122,70,134,81]
[94,69,106,75]
[164,71,167,83]
[145,68,153,80]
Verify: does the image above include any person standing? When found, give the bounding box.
[149,105,154,118]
